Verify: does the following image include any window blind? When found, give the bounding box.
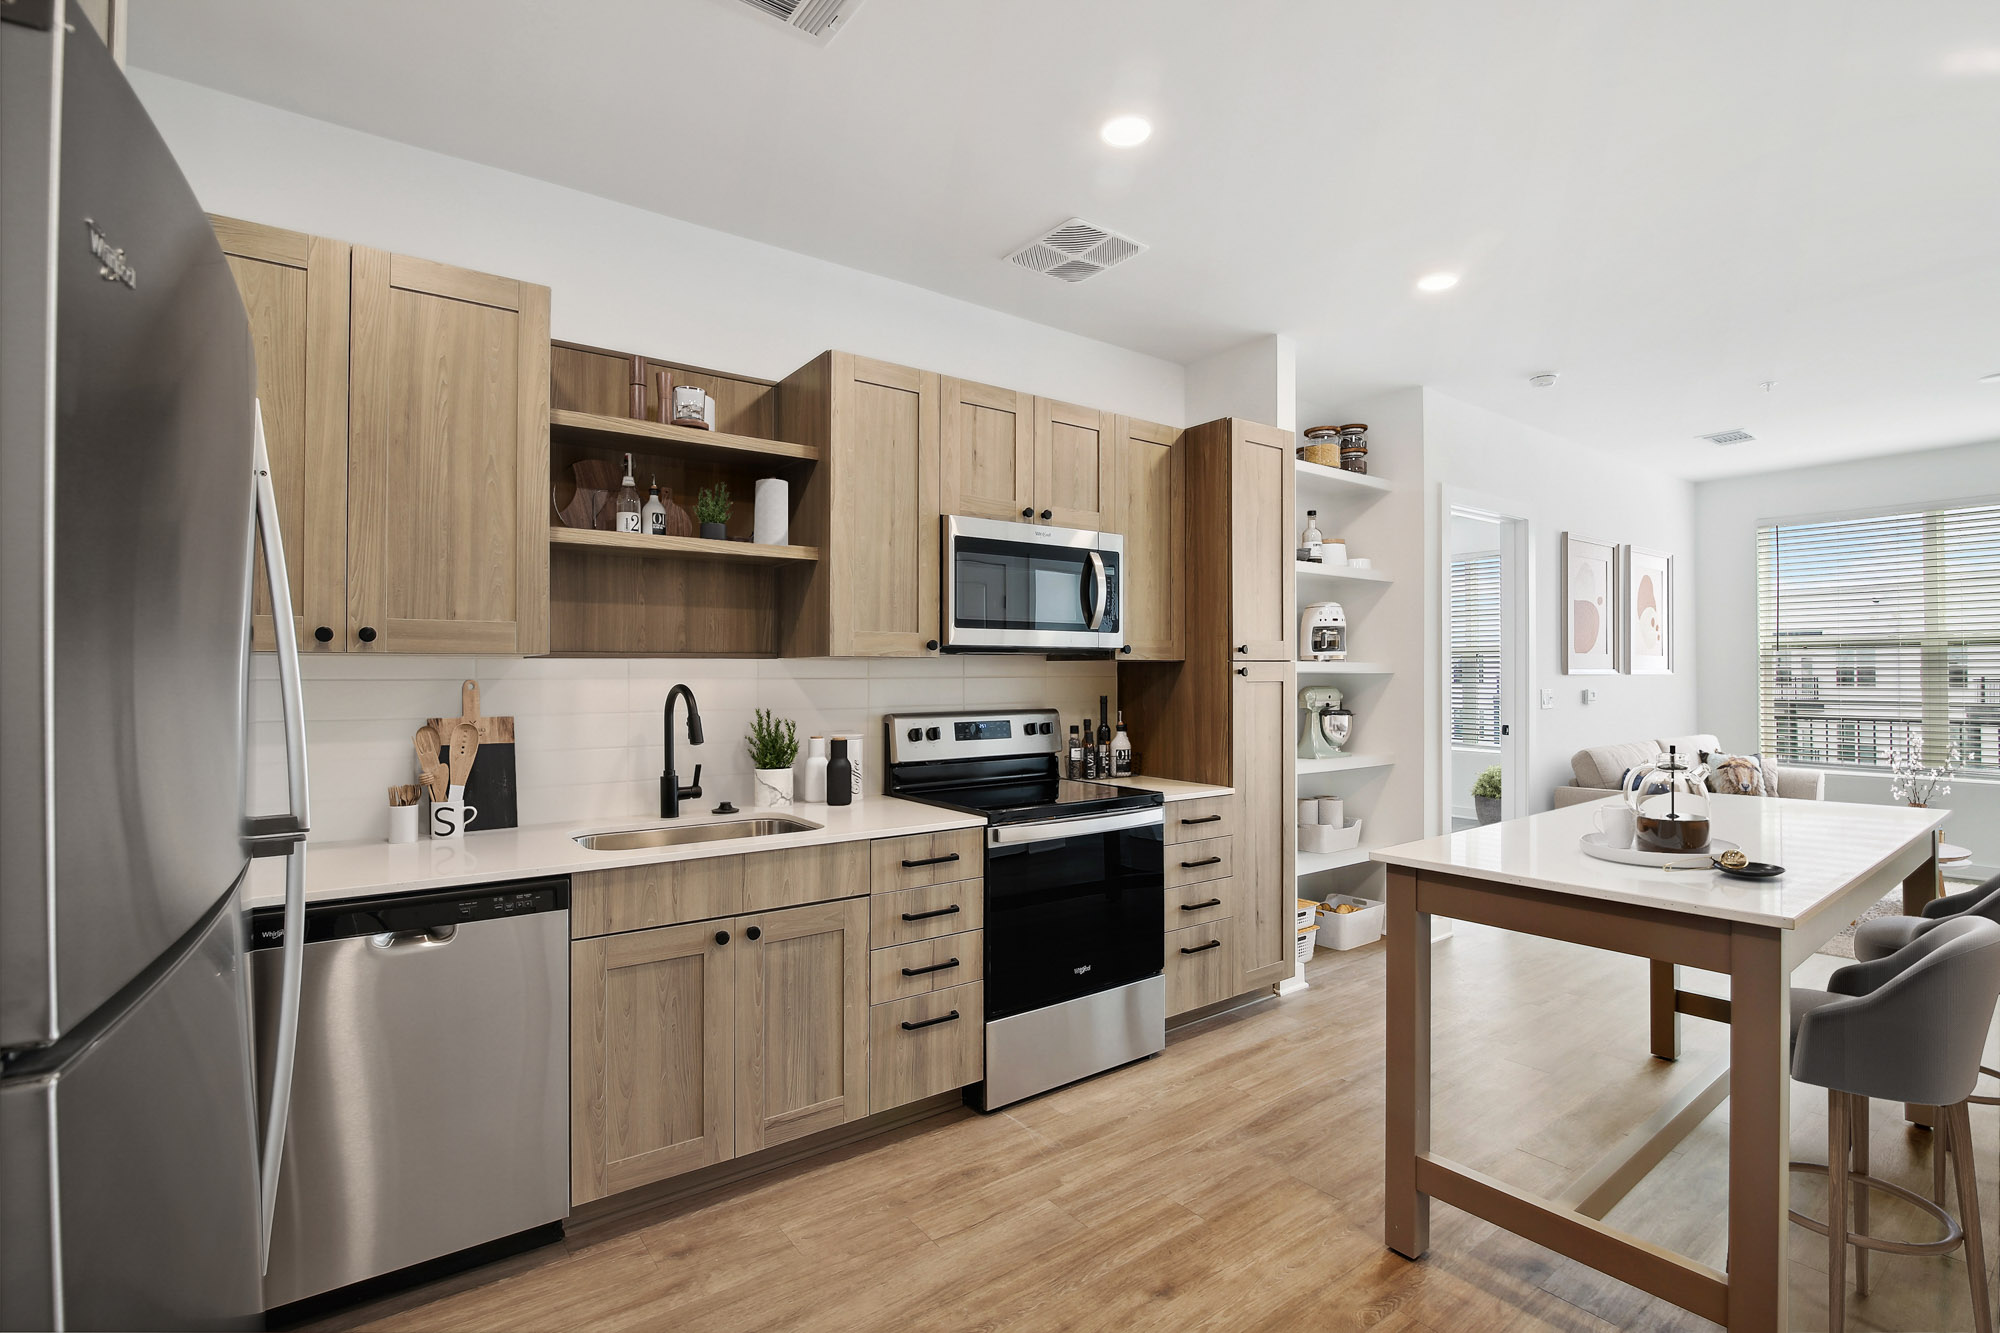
[1450,553,1502,747]
[1756,501,2000,777]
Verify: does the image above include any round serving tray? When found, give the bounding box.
[1579,832,1741,869]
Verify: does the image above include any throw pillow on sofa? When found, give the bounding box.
[1702,749,1780,797]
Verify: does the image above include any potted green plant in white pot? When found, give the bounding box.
[747,708,799,810]
[1472,765,1502,825]
[696,482,732,541]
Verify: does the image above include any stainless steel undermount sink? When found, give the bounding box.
[572,816,822,851]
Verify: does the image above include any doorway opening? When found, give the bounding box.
[1441,495,1532,830]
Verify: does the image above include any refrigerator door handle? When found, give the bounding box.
[245,402,310,844]
[259,838,306,1272]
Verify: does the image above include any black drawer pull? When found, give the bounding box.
[1180,897,1223,912]
[902,957,961,977]
[901,904,962,922]
[1179,814,1222,826]
[1180,939,1224,955]
[1180,856,1222,869]
[901,852,962,869]
[902,1009,961,1031]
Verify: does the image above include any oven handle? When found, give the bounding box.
[987,806,1164,845]
[1084,550,1106,631]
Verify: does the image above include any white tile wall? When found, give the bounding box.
[252,655,1119,844]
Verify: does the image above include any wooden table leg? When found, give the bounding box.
[1385,867,1431,1261]
[1727,924,1790,1333]
[1651,959,1681,1061]
[1903,830,1941,1129]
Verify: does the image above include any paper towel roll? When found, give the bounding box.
[754,477,788,546]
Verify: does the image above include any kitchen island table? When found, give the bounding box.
[1373,794,1944,1332]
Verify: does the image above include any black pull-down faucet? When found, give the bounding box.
[662,683,704,817]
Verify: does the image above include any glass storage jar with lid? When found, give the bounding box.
[1624,745,1712,854]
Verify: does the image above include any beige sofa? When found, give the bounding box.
[1552,734,1826,808]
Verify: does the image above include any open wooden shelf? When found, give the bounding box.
[1297,846,1374,876]
[1297,659,1394,676]
[549,527,819,564]
[1295,457,1393,496]
[1295,561,1392,584]
[550,408,819,468]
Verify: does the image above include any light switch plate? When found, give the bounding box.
[1539,689,1555,710]
[1581,688,1599,704]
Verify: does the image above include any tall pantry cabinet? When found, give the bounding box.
[213,217,551,657]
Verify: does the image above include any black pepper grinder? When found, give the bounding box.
[826,737,853,808]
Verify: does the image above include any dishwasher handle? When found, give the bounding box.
[371,925,457,949]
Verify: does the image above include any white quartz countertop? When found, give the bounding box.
[244,797,983,909]
[1118,775,1233,801]
[1371,794,1945,929]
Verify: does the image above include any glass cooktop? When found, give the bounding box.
[898,777,1163,826]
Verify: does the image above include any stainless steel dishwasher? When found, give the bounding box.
[249,878,569,1310]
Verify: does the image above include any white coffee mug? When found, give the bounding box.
[430,798,479,840]
[387,804,418,844]
[1595,803,1637,849]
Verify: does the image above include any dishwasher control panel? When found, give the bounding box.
[248,877,570,949]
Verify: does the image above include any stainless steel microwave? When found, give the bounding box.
[942,515,1124,652]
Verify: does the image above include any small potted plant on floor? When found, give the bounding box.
[747,708,799,810]
[1473,765,1502,825]
[696,482,732,541]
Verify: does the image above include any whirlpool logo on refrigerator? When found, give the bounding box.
[85,219,136,288]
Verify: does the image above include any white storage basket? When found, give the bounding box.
[1315,895,1386,950]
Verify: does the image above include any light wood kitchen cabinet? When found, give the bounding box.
[868,930,983,1004]
[776,352,941,657]
[1115,416,1184,660]
[1165,917,1236,1016]
[1034,398,1117,530]
[214,219,550,656]
[734,898,869,1155]
[571,920,735,1204]
[1165,835,1232,889]
[347,248,550,655]
[212,216,349,653]
[1232,660,1298,994]
[1229,421,1297,661]
[938,377,1033,523]
[868,828,982,893]
[869,981,984,1114]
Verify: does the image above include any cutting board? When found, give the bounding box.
[426,680,517,831]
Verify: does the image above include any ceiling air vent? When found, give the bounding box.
[729,0,865,44]
[1698,429,1756,446]
[1006,217,1148,284]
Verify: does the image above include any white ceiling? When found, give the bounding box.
[130,0,2000,480]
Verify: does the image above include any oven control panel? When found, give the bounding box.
[885,709,1063,764]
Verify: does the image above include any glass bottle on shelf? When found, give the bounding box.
[614,453,642,534]
[1300,510,1325,563]
[642,478,667,536]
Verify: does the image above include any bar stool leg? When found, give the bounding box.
[1851,1092,1871,1297]
[1828,1090,1850,1333]
[1935,1111,1951,1204]
[1948,1102,1994,1333]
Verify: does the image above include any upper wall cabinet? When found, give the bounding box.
[213,218,349,654]
[939,380,1119,532]
[1034,398,1117,531]
[215,218,550,656]
[1230,420,1296,660]
[347,249,549,655]
[1114,416,1183,661]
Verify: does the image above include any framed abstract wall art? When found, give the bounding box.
[1561,533,1619,674]
[1623,545,1674,674]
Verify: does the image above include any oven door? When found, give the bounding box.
[944,515,1122,651]
[983,808,1164,1021]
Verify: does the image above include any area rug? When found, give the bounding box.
[1818,879,1980,959]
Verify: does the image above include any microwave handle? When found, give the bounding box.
[1084,550,1106,631]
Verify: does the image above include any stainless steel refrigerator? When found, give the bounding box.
[1,5,310,1329]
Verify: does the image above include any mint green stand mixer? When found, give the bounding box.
[1298,686,1353,759]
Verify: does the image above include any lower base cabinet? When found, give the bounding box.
[869,981,984,1114]
[1165,917,1236,1017]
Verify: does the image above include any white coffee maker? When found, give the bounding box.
[1300,601,1347,661]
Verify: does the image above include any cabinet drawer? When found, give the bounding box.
[1165,797,1234,844]
[870,981,984,1114]
[1165,917,1235,1017]
[572,856,744,938]
[870,881,983,948]
[1166,877,1233,929]
[742,840,869,913]
[870,930,983,1004]
[870,828,983,893]
[1165,835,1232,889]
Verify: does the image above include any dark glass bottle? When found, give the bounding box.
[827,737,853,807]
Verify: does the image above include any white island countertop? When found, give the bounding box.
[1372,793,1944,929]
[245,797,982,909]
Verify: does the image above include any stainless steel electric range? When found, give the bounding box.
[883,709,1166,1111]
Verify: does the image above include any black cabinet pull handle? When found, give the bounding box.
[1236,667,1249,676]
[901,904,961,922]
[1180,814,1222,826]
[313,625,333,643]
[357,625,378,643]
[1120,645,1132,654]
[1022,507,1034,518]
[1039,509,1052,521]
[1236,644,1248,654]
[1180,939,1223,955]
[902,1009,961,1031]
[745,926,761,941]
[901,852,961,868]
[926,639,939,651]
[1180,856,1222,868]
[714,930,730,945]
[1180,897,1223,911]
[901,957,960,977]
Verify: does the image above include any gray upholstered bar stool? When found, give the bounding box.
[1787,915,2000,1333]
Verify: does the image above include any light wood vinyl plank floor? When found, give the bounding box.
[308,922,1997,1333]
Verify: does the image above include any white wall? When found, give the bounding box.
[129,72,1186,424]
[1421,389,1701,813]
[1695,439,2000,878]
[1185,334,1296,431]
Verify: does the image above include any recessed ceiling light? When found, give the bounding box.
[1981,371,2000,383]
[1527,373,1558,388]
[1100,115,1152,147]
[1416,272,1460,293]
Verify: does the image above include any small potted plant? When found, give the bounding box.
[1890,737,1960,808]
[1472,765,1502,825]
[746,708,799,810]
[696,482,732,541]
